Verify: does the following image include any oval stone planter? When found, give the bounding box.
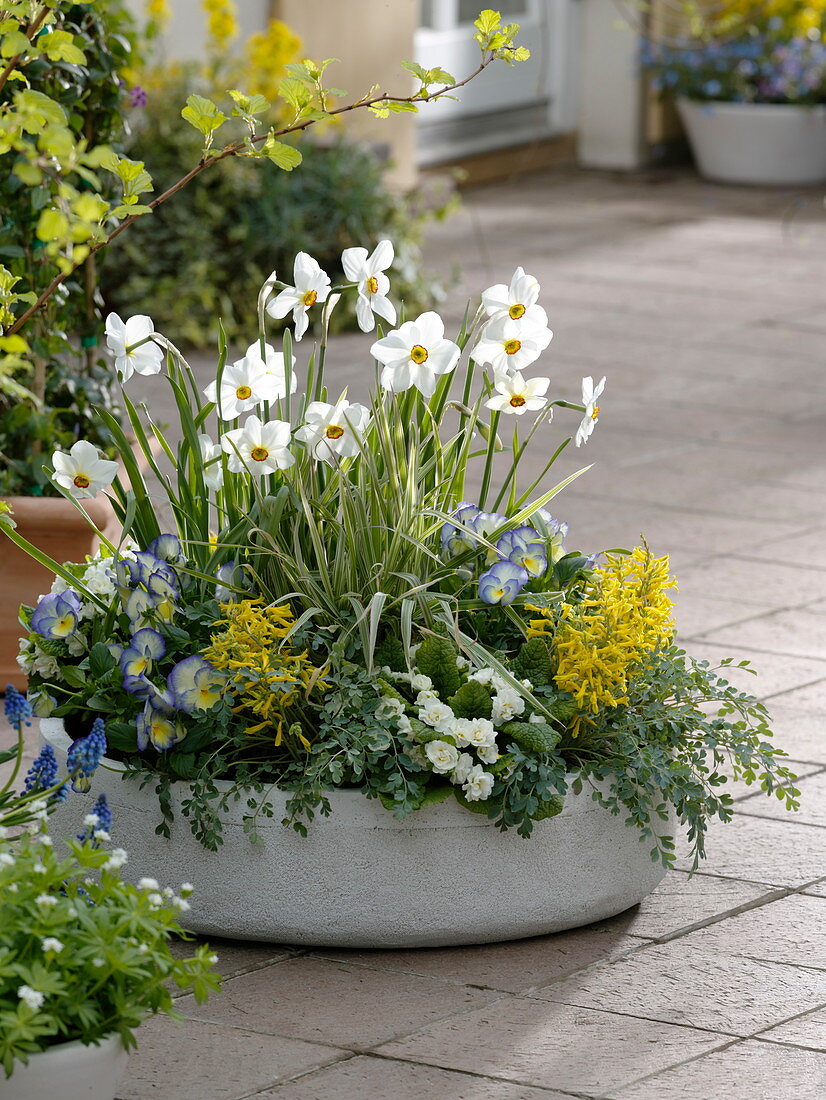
[677,98,826,186]
[43,718,670,948]
[1,1034,128,1100]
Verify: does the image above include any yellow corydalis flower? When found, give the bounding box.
[201,599,327,746]
[533,547,676,732]
[202,0,240,49]
[246,19,302,103]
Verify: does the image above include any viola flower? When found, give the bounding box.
[204,358,277,419]
[119,627,165,680]
[147,534,183,564]
[295,398,370,464]
[496,526,547,578]
[575,376,606,447]
[104,313,164,382]
[30,591,82,640]
[136,703,186,752]
[167,655,225,714]
[52,440,119,500]
[341,239,397,333]
[485,368,550,415]
[482,266,542,324]
[440,501,481,559]
[471,316,552,374]
[67,718,107,792]
[125,588,155,630]
[370,312,460,398]
[265,253,331,341]
[221,415,294,475]
[215,561,248,603]
[478,560,529,606]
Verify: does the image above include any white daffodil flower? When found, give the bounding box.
[481,266,542,323]
[370,311,460,398]
[295,398,370,465]
[341,239,397,333]
[52,440,119,499]
[265,252,331,341]
[221,415,294,475]
[485,368,550,415]
[575,375,606,447]
[198,434,224,491]
[471,316,553,374]
[104,313,164,382]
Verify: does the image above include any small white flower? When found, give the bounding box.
[485,368,549,416]
[481,267,542,323]
[295,398,370,465]
[424,739,460,774]
[137,877,160,891]
[341,239,397,333]
[472,316,552,374]
[83,813,100,829]
[528,714,545,724]
[455,656,471,671]
[172,896,191,911]
[265,252,331,341]
[208,953,219,965]
[17,985,45,1011]
[105,313,164,381]
[575,376,606,447]
[93,830,110,842]
[39,835,53,847]
[410,673,432,692]
[30,799,47,815]
[417,700,454,733]
[33,862,46,873]
[147,892,164,909]
[180,882,195,895]
[463,764,495,802]
[91,957,105,968]
[162,886,174,898]
[103,848,128,871]
[0,853,14,867]
[42,937,64,954]
[36,893,57,908]
[221,415,294,475]
[66,634,86,656]
[371,312,460,398]
[137,943,150,955]
[450,752,476,785]
[52,440,119,500]
[198,434,224,491]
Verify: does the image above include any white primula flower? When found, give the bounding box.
[471,316,552,374]
[17,985,45,1011]
[105,313,164,382]
[424,739,460,775]
[450,752,475,785]
[341,239,397,333]
[467,668,494,686]
[198,434,224,491]
[477,743,499,765]
[265,252,331,341]
[415,689,439,706]
[417,699,454,732]
[294,398,370,465]
[377,696,405,719]
[492,688,525,725]
[52,440,119,500]
[410,673,432,692]
[463,764,495,802]
[370,312,460,398]
[396,714,412,735]
[482,266,542,323]
[459,717,497,750]
[485,368,550,416]
[575,376,606,447]
[221,415,294,475]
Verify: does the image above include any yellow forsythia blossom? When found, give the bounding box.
[146,0,170,26]
[201,599,327,745]
[202,0,240,49]
[246,19,302,103]
[530,547,676,730]
[724,1,826,38]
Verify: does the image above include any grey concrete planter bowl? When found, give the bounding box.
[43,718,670,947]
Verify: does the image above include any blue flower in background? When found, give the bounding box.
[4,684,31,727]
[24,744,57,792]
[478,560,529,606]
[77,792,112,843]
[30,591,82,640]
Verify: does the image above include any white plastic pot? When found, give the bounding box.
[42,717,670,948]
[0,1035,128,1100]
[677,98,826,186]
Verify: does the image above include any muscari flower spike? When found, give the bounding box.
[67,718,107,793]
[24,744,57,792]
[77,792,112,842]
[4,684,32,727]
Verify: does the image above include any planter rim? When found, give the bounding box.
[1,493,112,524]
[13,1033,123,1064]
[677,97,826,115]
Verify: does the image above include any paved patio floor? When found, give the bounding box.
[5,167,826,1097]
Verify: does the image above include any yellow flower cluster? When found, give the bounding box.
[201,599,327,746]
[528,547,676,733]
[145,0,170,27]
[724,1,826,38]
[246,20,302,103]
[202,0,240,49]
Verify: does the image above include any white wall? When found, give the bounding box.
[125,0,269,61]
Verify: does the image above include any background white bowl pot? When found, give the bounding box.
[677,99,826,186]
[43,718,671,948]
[2,1035,128,1100]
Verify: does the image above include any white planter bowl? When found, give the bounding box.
[677,98,826,186]
[0,1035,128,1100]
[43,718,670,948]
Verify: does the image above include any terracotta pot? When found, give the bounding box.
[0,494,114,690]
